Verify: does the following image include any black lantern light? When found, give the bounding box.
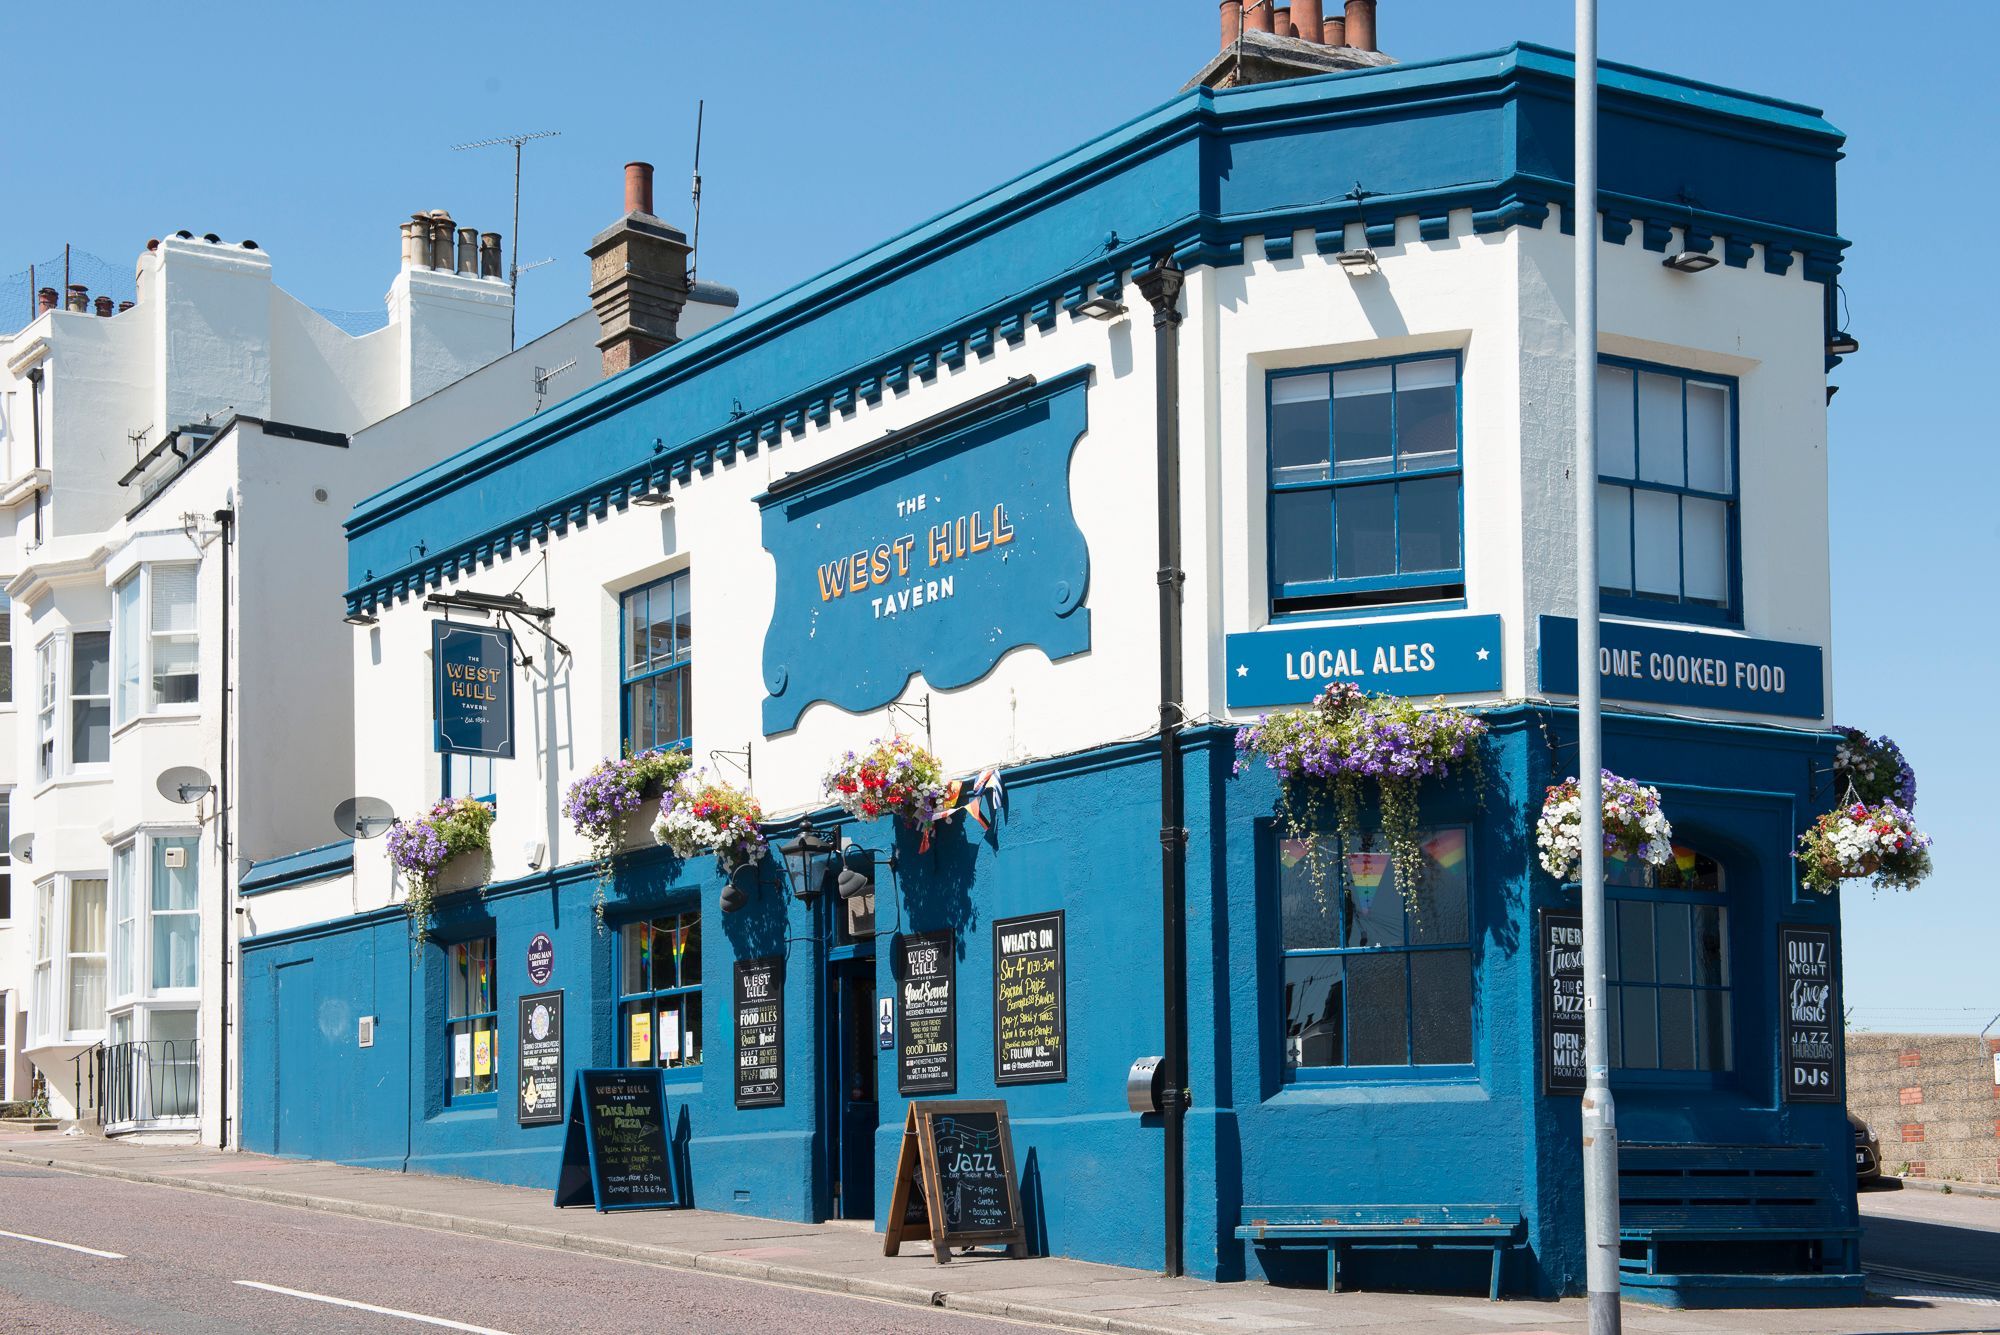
[778,823,839,906]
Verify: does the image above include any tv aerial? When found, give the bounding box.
[335,796,398,840]
[158,766,215,804]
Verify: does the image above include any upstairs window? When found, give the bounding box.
[621,571,692,754]
[0,791,11,921]
[1267,355,1463,614]
[0,591,13,704]
[1596,360,1738,623]
[37,633,110,780]
[114,565,199,724]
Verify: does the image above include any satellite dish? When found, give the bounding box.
[158,766,215,804]
[335,796,397,840]
[7,833,31,864]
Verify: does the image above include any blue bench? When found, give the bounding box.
[1618,1143,1863,1308]
[1235,1204,1524,1300]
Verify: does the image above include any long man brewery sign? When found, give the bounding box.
[432,621,516,757]
[993,912,1066,1085]
[734,958,784,1109]
[898,931,957,1096]
[1225,615,1502,710]
[1779,924,1840,1103]
[1538,909,1586,1097]
[1539,616,1823,719]
[757,371,1092,734]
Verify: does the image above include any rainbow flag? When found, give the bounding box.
[1346,852,1388,886]
[1673,845,1698,874]
[1423,828,1467,869]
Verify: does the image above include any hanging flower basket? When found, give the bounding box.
[824,736,954,846]
[1536,770,1673,883]
[1833,726,1917,810]
[652,769,765,875]
[566,747,693,923]
[386,798,495,945]
[1797,800,1931,896]
[1234,683,1486,914]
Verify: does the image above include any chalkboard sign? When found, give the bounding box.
[734,957,784,1109]
[882,1100,1026,1263]
[1779,924,1840,1103]
[897,932,957,1095]
[993,911,1066,1085]
[517,990,564,1126]
[1539,909,1586,1096]
[551,1068,679,1211]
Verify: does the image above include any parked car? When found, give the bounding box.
[1850,1111,1881,1184]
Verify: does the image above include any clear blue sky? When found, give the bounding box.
[9,2,1993,1032]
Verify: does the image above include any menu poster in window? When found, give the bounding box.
[993,912,1066,1085]
[517,991,564,1126]
[734,957,784,1109]
[898,931,957,1096]
[1538,909,1586,1096]
[1779,924,1840,1103]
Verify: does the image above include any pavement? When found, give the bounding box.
[1,1130,1997,1335]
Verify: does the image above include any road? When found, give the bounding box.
[0,1163,1033,1335]
[1860,1180,2000,1297]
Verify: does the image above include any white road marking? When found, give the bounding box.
[0,1228,125,1259]
[234,1281,518,1333]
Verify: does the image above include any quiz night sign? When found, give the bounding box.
[1538,616,1823,719]
[432,621,516,758]
[1224,614,1502,709]
[757,371,1092,733]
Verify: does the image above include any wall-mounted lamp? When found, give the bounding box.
[1333,248,1379,275]
[631,479,673,507]
[1074,295,1128,321]
[1827,331,1860,357]
[778,823,839,906]
[1661,247,1718,274]
[344,610,378,627]
[523,840,547,871]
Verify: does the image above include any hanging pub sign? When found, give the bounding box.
[1538,616,1824,720]
[1779,924,1840,1103]
[898,931,957,1095]
[883,1100,1028,1263]
[432,621,516,758]
[756,371,1093,735]
[1225,614,1503,709]
[734,957,784,1109]
[551,1067,679,1210]
[1538,909,1586,1097]
[993,911,1066,1085]
[517,991,564,1126]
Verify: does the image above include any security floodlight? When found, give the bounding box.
[1827,331,1859,357]
[631,478,673,507]
[1074,295,1127,321]
[344,610,378,627]
[1334,248,1379,275]
[1661,247,1718,274]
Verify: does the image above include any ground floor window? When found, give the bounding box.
[619,910,702,1069]
[444,937,497,1102]
[1605,848,1732,1072]
[1277,825,1474,1071]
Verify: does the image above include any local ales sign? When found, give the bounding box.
[757,371,1092,734]
[734,958,784,1109]
[1225,614,1503,709]
[552,1068,678,1211]
[1779,924,1840,1102]
[1539,616,1824,720]
[993,912,1066,1085]
[431,621,515,757]
[1538,909,1586,1096]
[898,931,957,1095]
[883,1101,1027,1263]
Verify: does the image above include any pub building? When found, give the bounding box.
[236,7,1864,1306]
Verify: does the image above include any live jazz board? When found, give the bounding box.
[552,1067,681,1211]
[883,1100,1027,1263]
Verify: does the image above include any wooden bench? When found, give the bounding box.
[1235,1204,1523,1300]
[1618,1143,1862,1307]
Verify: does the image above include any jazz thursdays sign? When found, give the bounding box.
[1225,614,1503,709]
[756,371,1091,733]
[432,621,516,758]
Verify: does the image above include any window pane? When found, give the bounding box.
[646,582,677,670]
[73,631,109,696]
[1283,954,1344,1068]
[1655,903,1692,985]
[1620,986,1659,1068]
[1331,366,1393,478]
[1396,475,1459,574]
[1278,841,1336,950]
[448,943,469,1016]
[1334,482,1395,579]
[1617,901,1656,983]
[152,838,199,913]
[670,574,692,664]
[69,960,105,1032]
[1345,841,1405,949]
[1595,365,1636,479]
[1636,372,1684,486]
[153,912,198,990]
[1692,906,1728,985]
[115,578,142,722]
[70,878,106,952]
[1685,382,1730,493]
[153,637,199,706]
[1696,990,1732,1070]
[1345,953,1409,1065]
[622,922,651,996]
[1410,828,1470,945]
[73,702,109,764]
[1395,361,1456,472]
[624,585,649,675]
[151,567,197,633]
[1682,498,1728,605]
[1598,483,1633,594]
[1632,489,1680,598]
[1270,489,1331,587]
[1270,374,1331,483]
[677,912,702,988]
[1659,989,1696,1070]
[1411,950,1472,1064]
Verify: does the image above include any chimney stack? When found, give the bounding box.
[65,284,89,313]
[1219,0,1241,50]
[1344,0,1375,51]
[588,161,692,376]
[37,287,57,314]
[1291,0,1322,42]
[479,232,503,280]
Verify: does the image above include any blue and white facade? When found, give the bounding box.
[236,43,1859,1303]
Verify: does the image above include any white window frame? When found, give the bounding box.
[0,589,14,709]
[0,789,12,924]
[35,630,113,784]
[26,874,111,1046]
[108,830,201,1005]
[113,564,199,726]
[35,637,56,784]
[65,875,107,1040]
[30,879,54,1046]
[110,841,139,1005]
[146,832,200,997]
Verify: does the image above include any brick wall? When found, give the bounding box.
[1845,1032,2000,1184]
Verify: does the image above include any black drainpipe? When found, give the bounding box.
[24,367,44,544]
[1135,256,1188,1278]
[214,506,235,1149]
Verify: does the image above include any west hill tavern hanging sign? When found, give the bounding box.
[432,621,516,758]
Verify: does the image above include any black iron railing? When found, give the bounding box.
[98,1039,200,1128]
[69,1042,103,1126]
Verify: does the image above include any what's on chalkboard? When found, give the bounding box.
[552,1068,681,1212]
[1779,923,1841,1104]
[883,1100,1027,1264]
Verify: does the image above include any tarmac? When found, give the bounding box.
[2,1129,1996,1335]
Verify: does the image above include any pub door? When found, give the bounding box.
[823,957,879,1220]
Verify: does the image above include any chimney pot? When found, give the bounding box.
[429,212,455,270]
[1219,0,1242,52]
[1246,0,1273,31]
[1291,0,1322,42]
[625,162,655,217]
[1343,0,1375,50]
[1324,12,1345,43]
[65,284,89,313]
[37,287,58,314]
[479,232,503,280]
[456,226,478,275]
[118,300,135,313]
[94,296,114,317]
[146,238,161,252]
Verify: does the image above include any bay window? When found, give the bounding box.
[114,565,199,724]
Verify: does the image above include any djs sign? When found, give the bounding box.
[756,371,1092,734]
[432,621,515,758]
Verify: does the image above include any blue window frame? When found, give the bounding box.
[1596,358,1740,625]
[1277,824,1474,1075]
[441,754,496,801]
[444,936,497,1104]
[1266,353,1463,614]
[1605,846,1732,1075]
[621,571,692,754]
[617,910,703,1070]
